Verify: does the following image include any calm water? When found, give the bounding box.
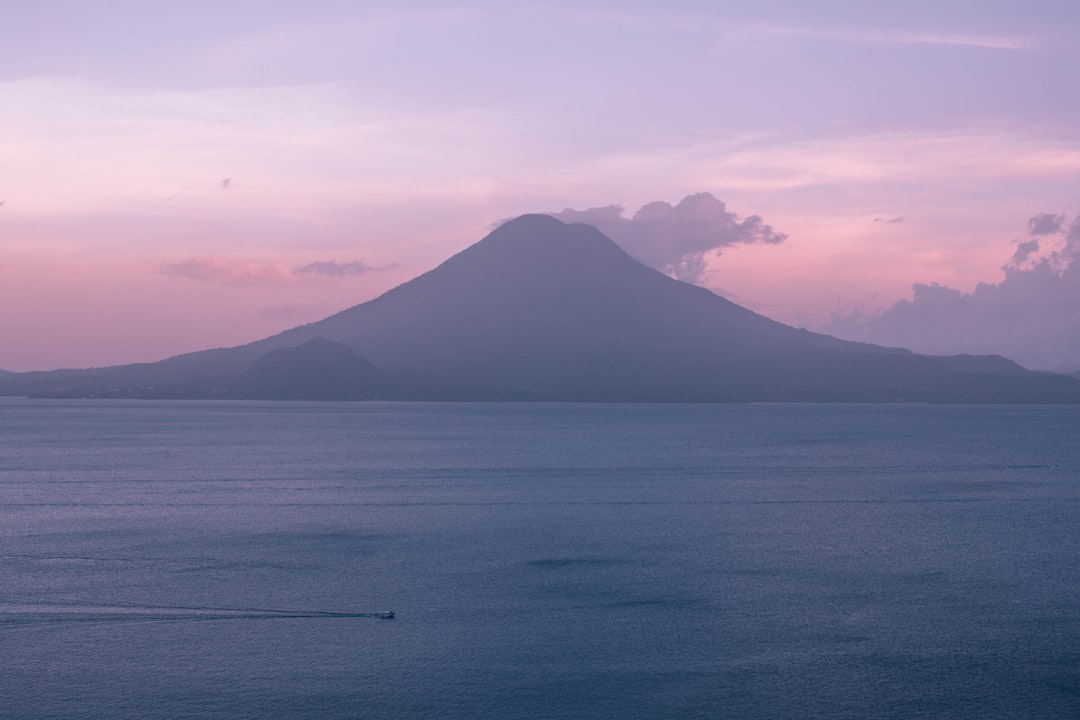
[1,399,1079,719]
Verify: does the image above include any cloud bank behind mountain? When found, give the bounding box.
[824,212,1080,372]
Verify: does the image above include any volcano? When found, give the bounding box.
[3,214,1079,402]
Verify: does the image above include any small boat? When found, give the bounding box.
[377,611,395,619]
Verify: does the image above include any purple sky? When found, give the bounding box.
[2,1,1079,371]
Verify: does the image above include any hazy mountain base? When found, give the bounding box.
[3,215,1080,403]
[5,343,1078,403]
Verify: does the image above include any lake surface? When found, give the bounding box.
[2,399,1079,719]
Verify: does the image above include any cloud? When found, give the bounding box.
[1009,239,1040,266]
[160,257,389,286]
[296,260,392,277]
[1028,213,1064,236]
[824,212,1080,372]
[748,24,1032,51]
[549,192,786,283]
[159,257,296,287]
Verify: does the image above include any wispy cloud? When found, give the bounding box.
[158,257,297,287]
[545,8,1033,51]
[160,257,392,286]
[686,131,1080,193]
[746,24,1032,51]
[296,260,395,277]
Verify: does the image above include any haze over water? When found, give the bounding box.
[3,399,1080,719]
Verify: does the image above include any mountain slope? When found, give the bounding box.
[3,214,1080,401]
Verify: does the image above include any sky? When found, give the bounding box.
[2,0,1080,372]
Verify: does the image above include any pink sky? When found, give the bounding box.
[2,2,1079,371]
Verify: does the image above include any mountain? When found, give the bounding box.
[3,214,1080,402]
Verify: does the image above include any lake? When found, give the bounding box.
[1,399,1079,719]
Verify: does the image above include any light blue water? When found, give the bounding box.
[1,399,1079,719]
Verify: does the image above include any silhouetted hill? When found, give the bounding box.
[236,337,379,400]
[3,214,1080,402]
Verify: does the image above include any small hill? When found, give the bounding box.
[236,337,379,400]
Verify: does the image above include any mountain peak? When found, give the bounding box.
[464,213,636,273]
[496,213,565,231]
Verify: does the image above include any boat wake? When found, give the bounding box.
[0,600,394,628]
